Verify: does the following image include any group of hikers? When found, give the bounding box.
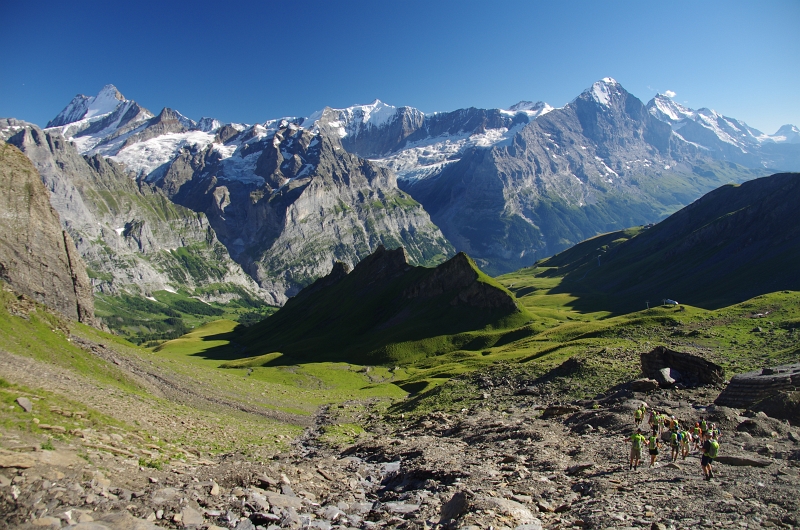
[627,403,720,480]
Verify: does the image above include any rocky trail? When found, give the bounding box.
[2,358,799,530]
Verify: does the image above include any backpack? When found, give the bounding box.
[649,436,657,450]
[707,440,719,458]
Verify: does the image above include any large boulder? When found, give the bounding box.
[640,346,724,387]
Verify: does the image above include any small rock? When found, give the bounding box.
[651,523,667,530]
[181,506,204,527]
[31,516,60,527]
[266,493,303,509]
[234,519,255,530]
[15,397,33,412]
[537,499,555,513]
[715,455,772,467]
[788,431,800,443]
[210,481,220,496]
[566,462,594,475]
[541,405,580,418]
[631,379,659,392]
[440,491,471,523]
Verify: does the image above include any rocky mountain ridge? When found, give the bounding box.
[240,245,522,364]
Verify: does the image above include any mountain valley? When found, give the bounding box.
[1,80,799,530]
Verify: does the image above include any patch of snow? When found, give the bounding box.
[372,121,528,182]
[163,287,177,294]
[114,227,125,235]
[501,101,554,118]
[84,85,125,119]
[594,156,618,176]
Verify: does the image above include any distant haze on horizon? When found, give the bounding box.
[1,0,798,135]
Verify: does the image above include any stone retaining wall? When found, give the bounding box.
[714,363,800,409]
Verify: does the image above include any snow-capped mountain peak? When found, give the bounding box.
[583,77,622,107]
[85,84,125,119]
[506,101,554,118]
[648,93,696,123]
[47,84,127,128]
[198,117,221,132]
[307,99,405,138]
[772,124,800,144]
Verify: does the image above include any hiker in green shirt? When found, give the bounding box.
[629,428,646,470]
[680,428,691,460]
[634,406,643,427]
[702,433,720,480]
[648,433,661,467]
[669,429,681,462]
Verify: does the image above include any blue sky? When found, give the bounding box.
[2,0,798,134]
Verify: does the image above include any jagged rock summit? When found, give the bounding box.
[0,142,96,325]
[240,245,523,364]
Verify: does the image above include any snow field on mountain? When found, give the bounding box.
[371,123,529,182]
[111,130,215,179]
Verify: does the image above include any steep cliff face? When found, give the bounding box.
[1,120,269,304]
[0,142,96,324]
[155,125,454,303]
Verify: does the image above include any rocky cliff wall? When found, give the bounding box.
[0,142,96,324]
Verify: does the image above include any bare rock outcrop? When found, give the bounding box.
[0,143,96,325]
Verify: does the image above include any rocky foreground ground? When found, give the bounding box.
[2,379,799,530]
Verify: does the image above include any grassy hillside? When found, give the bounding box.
[503,173,800,314]
[95,286,276,346]
[0,282,409,458]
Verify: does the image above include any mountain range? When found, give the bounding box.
[2,79,798,312]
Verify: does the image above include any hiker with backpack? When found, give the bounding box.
[648,432,661,467]
[634,406,644,427]
[629,428,646,470]
[680,426,692,460]
[669,429,681,462]
[692,422,703,451]
[702,432,720,480]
